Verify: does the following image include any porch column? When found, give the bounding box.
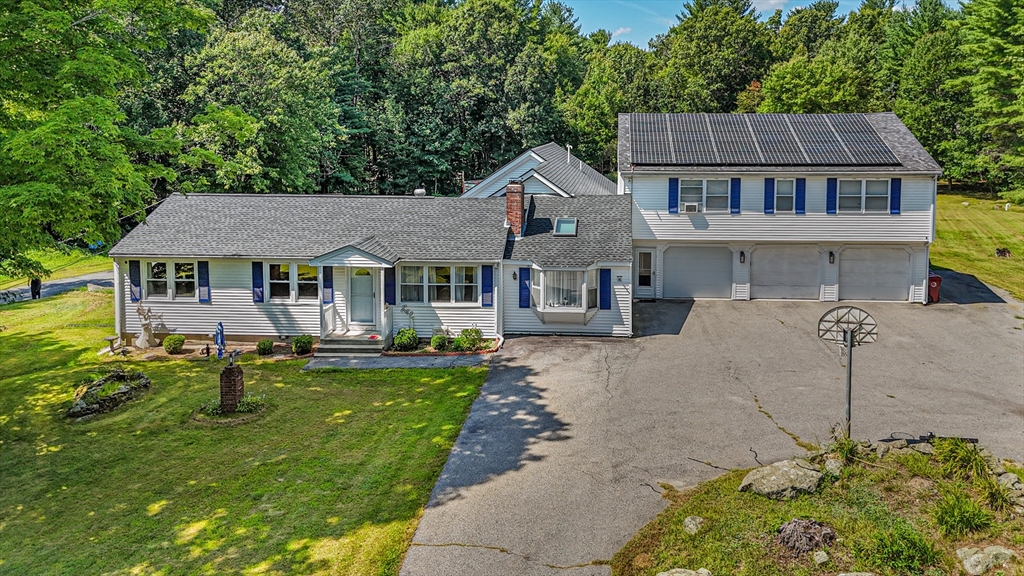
[113,260,124,342]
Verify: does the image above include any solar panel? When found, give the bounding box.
[627,113,901,167]
[749,115,808,164]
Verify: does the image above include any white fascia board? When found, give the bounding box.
[521,171,571,197]
[460,150,544,198]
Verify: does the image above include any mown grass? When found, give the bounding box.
[0,248,112,290]
[613,447,1024,576]
[932,193,1024,301]
[0,290,486,575]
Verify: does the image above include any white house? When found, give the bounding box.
[617,112,941,303]
[107,184,632,352]
[461,142,617,198]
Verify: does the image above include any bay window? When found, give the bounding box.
[587,269,598,309]
[545,271,582,308]
[530,267,602,323]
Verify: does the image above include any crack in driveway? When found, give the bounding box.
[411,542,610,570]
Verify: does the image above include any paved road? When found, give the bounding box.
[2,271,113,302]
[401,293,1024,576]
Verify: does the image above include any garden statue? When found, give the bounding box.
[134,305,159,349]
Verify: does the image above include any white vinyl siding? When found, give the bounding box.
[502,264,632,336]
[662,246,733,298]
[122,258,320,337]
[627,174,934,242]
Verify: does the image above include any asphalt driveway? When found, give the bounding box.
[401,283,1024,575]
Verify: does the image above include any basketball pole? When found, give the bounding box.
[845,328,854,438]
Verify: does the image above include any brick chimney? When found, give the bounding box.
[506,180,524,237]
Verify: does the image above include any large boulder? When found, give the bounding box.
[739,460,822,500]
[66,369,150,418]
[957,546,1018,575]
[775,518,836,555]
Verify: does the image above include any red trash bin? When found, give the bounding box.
[928,273,942,304]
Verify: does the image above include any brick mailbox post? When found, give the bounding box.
[219,364,244,413]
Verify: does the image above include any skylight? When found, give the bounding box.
[553,217,577,236]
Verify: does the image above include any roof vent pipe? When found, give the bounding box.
[413,187,427,197]
[566,144,572,164]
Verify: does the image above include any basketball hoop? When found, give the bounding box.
[818,306,878,438]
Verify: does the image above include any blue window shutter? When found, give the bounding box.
[763,178,775,214]
[251,261,264,303]
[795,178,807,215]
[518,268,531,308]
[730,178,741,214]
[128,260,141,303]
[322,266,333,304]
[889,178,902,214]
[668,178,679,214]
[826,178,838,214]
[197,261,210,303]
[384,267,396,305]
[599,268,612,310]
[481,265,494,307]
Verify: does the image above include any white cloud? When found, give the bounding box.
[612,26,632,37]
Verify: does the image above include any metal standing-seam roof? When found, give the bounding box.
[617,112,941,174]
[109,194,510,261]
[527,142,617,196]
[504,195,633,267]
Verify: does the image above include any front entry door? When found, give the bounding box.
[350,268,375,326]
[635,250,655,298]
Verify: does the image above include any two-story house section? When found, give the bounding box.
[617,112,942,303]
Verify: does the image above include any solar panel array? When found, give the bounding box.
[629,113,901,166]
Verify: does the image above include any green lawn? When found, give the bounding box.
[932,193,1024,301]
[0,290,485,575]
[0,249,112,291]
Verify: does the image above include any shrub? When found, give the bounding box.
[861,520,939,573]
[934,484,994,536]
[292,335,314,356]
[934,438,988,481]
[199,392,266,416]
[163,334,186,354]
[895,452,942,480]
[393,328,418,351]
[256,339,274,356]
[459,327,484,350]
[430,334,449,351]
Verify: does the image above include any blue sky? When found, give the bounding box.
[560,0,866,46]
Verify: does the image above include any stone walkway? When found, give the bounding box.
[304,353,492,370]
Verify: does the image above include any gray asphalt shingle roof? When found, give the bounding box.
[529,142,617,196]
[109,194,509,261]
[504,195,633,267]
[617,112,941,174]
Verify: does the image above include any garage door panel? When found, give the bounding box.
[840,248,910,301]
[663,247,733,298]
[750,246,821,300]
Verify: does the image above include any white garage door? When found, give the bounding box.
[750,246,821,299]
[840,248,910,301]
[663,246,733,298]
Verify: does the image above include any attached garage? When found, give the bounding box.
[750,246,821,299]
[662,246,733,298]
[839,248,911,301]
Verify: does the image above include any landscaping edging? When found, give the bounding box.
[382,335,503,357]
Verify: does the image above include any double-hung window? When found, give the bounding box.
[587,269,598,309]
[678,179,729,212]
[265,263,319,302]
[839,179,890,213]
[401,265,480,304]
[400,266,424,302]
[145,261,197,300]
[776,179,795,213]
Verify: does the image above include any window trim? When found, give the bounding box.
[263,262,320,304]
[838,179,891,214]
[398,264,482,306]
[143,260,198,302]
[775,178,796,214]
[677,178,730,213]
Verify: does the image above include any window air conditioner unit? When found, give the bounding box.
[683,202,702,213]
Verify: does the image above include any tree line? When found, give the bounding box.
[0,0,1021,277]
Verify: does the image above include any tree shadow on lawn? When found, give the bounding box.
[426,353,571,507]
[929,267,1007,304]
